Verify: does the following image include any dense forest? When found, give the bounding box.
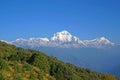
[0,41,118,80]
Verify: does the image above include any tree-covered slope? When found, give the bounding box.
[0,41,118,80]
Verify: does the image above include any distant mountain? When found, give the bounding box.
[0,41,118,80]
[11,30,114,48]
[83,37,114,48]
[1,30,120,77]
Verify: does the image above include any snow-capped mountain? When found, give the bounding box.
[50,30,86,48]
[51,30,80,43]
[83,37,114,48]
[11,30,114,48]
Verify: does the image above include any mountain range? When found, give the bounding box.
[10,30,115,48]
[1,30,120,77]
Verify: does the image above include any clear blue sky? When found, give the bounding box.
[0,0,120,43]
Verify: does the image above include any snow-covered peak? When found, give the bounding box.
[59,30,70,35]
[96,37,112,44]
[83,37,114,48]
[51,30,73,42]
[28,38,49,42]
[39,38,49,42]
[15,38,27,42]
[100,37,106,40]
[84,37,111,44]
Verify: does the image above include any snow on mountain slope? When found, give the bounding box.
[83,37,114,48]
[11,30,114,48]
[50,30,86,47]
[51,30,81,43]
[51,30,72,42]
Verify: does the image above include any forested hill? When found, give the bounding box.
[0,41,118,80]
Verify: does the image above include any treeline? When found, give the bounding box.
[0,41,118,80]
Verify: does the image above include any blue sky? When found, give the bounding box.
[0,0,120,43]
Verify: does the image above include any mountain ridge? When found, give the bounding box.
[10,30,114,48]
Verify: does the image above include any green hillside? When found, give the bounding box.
[0,41,118,80]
